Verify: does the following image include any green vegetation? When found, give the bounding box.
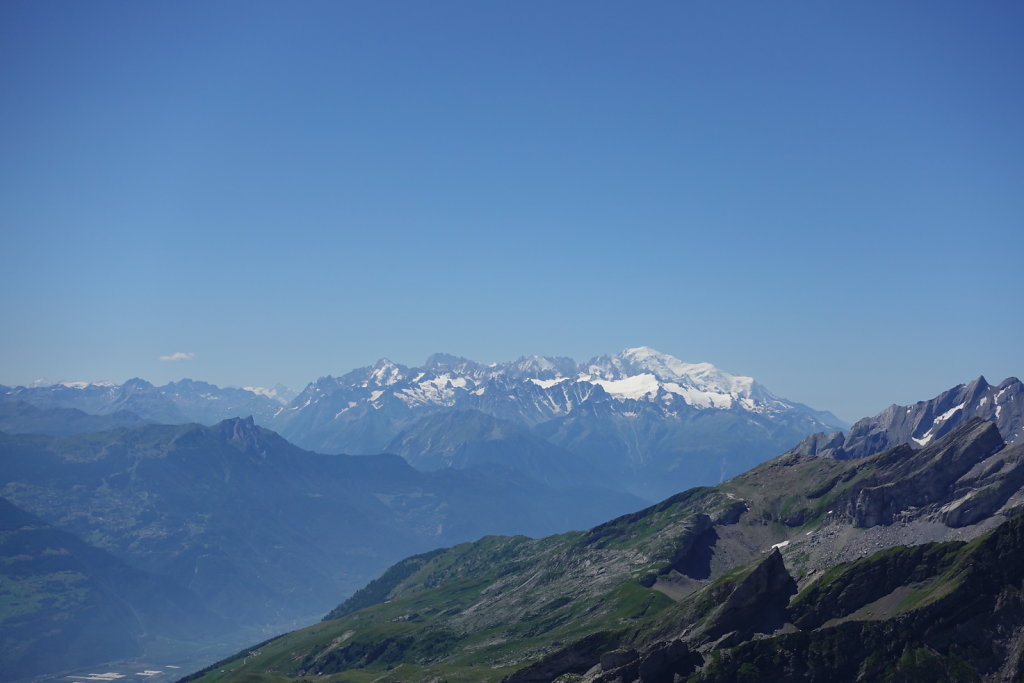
[189,424,1024,683]
[0,570,89,620]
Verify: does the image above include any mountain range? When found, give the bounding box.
[0,417,641,680]
[3,354,1024,681]
[2,348,847,500]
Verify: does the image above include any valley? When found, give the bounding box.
[2,355,1021,681]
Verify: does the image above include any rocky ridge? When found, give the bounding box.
[794,375,1023,459]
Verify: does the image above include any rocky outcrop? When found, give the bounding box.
[794,376,1024,460]
[791,430,846,459]
[501,631,622,683]
[590,640,702,683]
[693,514,1024,682]
[830,419,1007,527]
[636,640,703,682]
[700,549,797,644]
[939,440,1024,527]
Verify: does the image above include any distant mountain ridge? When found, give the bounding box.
[2,348,846,500]
[273,347,846,499]
[0,400,151,436]
[793,375,1023,459]
[0,415,645,679]
[282,347,844,437]
[0,377,286,426]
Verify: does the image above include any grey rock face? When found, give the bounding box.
[702,548,797,643]
[793,375,1024,459]
[827,419,1013,528]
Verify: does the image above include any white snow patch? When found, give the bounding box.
[589,373,661,399]
[622,347,759,396]
[397,374,465,407]
[935,402,965,423]
[912,433,934,447]
[334,403,357,418]
[529,377,569,389]
[369,390,383,401]
[771,540,790,550]
[662,381,734,409]
[243,386,288,403]
[368,361,403,386]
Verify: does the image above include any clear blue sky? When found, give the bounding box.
[2,1,1021,422]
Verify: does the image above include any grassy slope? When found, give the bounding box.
[186,421,1024,682]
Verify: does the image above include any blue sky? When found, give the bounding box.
[2,1,1021,422]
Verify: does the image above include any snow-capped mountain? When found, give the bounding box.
[793,375,1023,459]
[282,346,836,430]
[274,348,846,499]
[2,349,847,499]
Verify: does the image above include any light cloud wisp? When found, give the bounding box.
[158,351,195,362]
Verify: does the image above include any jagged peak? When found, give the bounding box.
[423,352,469,368]
[368,358,406,387]
[217,415,268,454]
[52,380,116,389]
[504,354,578,379]
[969,375,990,390]
[218,414,257,431]
[164,377,217,390]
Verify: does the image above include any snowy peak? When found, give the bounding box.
[793,375,1024,459]
[281,347,836,430]
[502,355,578,380]
[368,359,406,387]
[586,346,704,380]
[242,385,294,405]
[580,347,770,410]
[56,380,116,389]
[587,347,747,388]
